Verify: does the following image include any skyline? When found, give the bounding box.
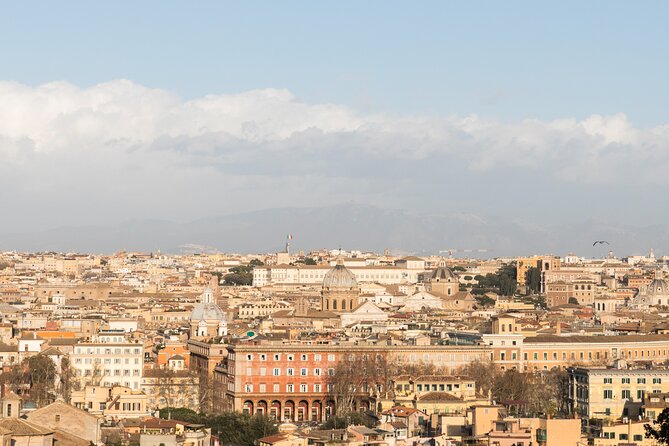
[2,2,669,251]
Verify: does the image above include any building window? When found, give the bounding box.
[273,368,280,376]
[604,378,613,384]
[603,389,613,399]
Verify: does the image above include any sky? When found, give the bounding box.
[1,1,669,249]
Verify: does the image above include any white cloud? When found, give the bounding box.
[2,79,668,184]
[1,79,669,232]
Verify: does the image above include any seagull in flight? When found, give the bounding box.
[592,240,610,246]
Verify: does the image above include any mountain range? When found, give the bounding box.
[0,203,666,257]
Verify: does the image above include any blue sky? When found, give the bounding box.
[3,1,668,124]
[1,1,669,254]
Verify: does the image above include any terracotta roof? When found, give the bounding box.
[382,406,425,417]
[258,433,293,444]
[53,430,89,446]
[524,334,669,344]
[0,418,53,436]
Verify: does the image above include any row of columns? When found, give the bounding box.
[242,399,334,422]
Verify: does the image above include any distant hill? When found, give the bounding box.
[0,203,667,257]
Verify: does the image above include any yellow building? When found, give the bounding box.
[71,385,150,419]
[389,375,486,415]
[516,255,560,288]
[569,366,669,420]
[596,420,659,446]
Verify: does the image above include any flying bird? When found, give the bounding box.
[592,240,610,246]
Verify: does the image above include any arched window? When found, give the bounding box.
[341,300,346,310]
[332,300,337,310]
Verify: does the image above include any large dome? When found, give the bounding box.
[190,302,226,321]
[648,278,669,296]
[431,266,458,281]
[322,262,358,290]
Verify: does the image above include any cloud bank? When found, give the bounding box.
[0,79,667,235]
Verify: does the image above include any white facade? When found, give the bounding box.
[253,265,427,287]
[71,335,144,390]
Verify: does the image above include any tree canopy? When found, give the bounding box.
[646,408,669,444]
[471,263,517,297]
[525,267,541,294]
[223,266,253,286]
[158,408,277,446]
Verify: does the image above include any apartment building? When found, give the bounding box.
[568,366,669,420]
[71,385,150,418]
[516,255,560,288]
[487,315,669,371]
[217,342,491,422]
[252,264,427,287]
[70,330,144,389]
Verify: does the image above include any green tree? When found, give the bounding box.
[319,411,375,430]
[474,295,495,308]
[249,259,264,267]
[304,257,317,265]
[206,413,277,446]
[158,409,277,446]
[646,408,669,444]
[525,267,541,294]
[568,297,579,305]
[158,407,202,423]
[223,266,253,286]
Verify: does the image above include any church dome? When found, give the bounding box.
[190,286,226,321]
[430,266,458,282]
[648,278,669,296]
[190,302,226,321]
[322,261,358,290]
